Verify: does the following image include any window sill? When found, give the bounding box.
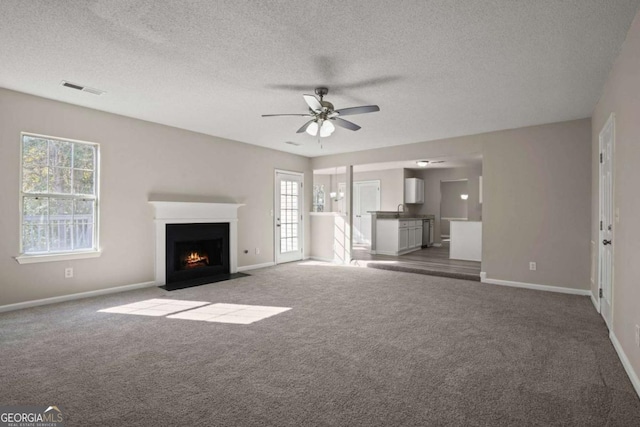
[15,250,102,264]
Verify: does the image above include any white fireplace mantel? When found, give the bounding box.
[149,201,244,286]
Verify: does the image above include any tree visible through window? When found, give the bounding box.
[20,133,99,254]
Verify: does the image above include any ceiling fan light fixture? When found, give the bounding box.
[306,121,319,136]
[320,120,335,137]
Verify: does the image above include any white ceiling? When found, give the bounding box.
[1,1,638,158]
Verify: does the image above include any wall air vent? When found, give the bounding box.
[61,81,105,96]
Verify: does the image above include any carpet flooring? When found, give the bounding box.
[1,262,639,426]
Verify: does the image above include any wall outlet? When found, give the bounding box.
[255,248,260,255]
[529,262,537,271]
[635,324,640,348]
[64,267,73,278]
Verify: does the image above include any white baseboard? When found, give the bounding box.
[0,281,156,313]
[237,262,275,272]
[480,272,590,296]
[610,331,640,399]
[591,291,600,313]
[432,243,443,247]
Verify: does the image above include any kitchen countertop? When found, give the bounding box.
[369,211,435,220]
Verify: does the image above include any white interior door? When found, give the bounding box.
[353,181,380,245]
[275,171,303,264]
[599,114,615,328]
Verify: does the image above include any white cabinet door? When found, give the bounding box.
[404,178,425,204]
[399,227,409,251]
[414,227,423,247]
[408,227,416,248]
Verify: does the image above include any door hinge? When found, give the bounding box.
[600,153,603,163]
[600,220,603,231]
[599,288,603,298]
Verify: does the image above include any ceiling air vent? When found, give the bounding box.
[284,141,301,146]
[61,81,105,96]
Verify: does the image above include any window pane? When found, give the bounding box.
[73,143,94,170]
[49,221,73,252]
[49,198,73,219]
[49,140,72,168]
[22,167,49,193]
[23,197,48,223]
[74,222,93,249]
[49,167,72,194]
[73,169,95,195]
[74,199,94,250]
[23,224,48,253]
[74,199,94,216]
[22,137,48,167]
[21,135,98,255]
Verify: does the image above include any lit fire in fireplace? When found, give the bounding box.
[182,251,209,269]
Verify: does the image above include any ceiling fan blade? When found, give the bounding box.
[262,113,312,117]
[303,94,323,112]
[331,117,361,131]
[296,119,316,134]
[334,105,380,116]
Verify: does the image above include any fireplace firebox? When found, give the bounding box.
[165,223,230,290]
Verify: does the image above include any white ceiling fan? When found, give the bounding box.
[262,87,380,143]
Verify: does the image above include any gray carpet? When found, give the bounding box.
[1,263,638,426]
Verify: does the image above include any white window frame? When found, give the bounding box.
[15,132,101,264]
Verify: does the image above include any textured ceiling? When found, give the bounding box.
[1,0,638,157]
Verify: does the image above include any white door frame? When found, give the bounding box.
[274,169,305,264]
[598,113,615,328]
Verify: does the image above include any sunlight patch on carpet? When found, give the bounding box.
[98,299,210,316]
[167,303,291,324]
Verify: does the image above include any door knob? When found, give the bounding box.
[602,239,612,245]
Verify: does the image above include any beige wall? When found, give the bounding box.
[482,119,591,289]
[312,118,592,291]
[591,11,640,384]
[0,88,311,305]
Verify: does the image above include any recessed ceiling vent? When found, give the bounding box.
[284,141,301,146]
[61,81,105,96]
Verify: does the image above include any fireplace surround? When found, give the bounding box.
[149,201,244,288]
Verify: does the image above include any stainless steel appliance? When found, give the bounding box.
[422,218,434,248]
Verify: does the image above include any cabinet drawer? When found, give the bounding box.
[399,220,409,228]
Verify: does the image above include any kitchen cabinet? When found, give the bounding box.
[374,219,423,255]
[404,178,424,204]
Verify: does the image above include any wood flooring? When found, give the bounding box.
[352,243,481,281]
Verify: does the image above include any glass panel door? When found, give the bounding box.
[276,171,303,264]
